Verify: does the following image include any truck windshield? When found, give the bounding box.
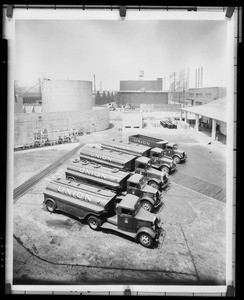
[173,144,178,150]
[139,177,147,189]
[159,151,165,158]
[145,161,152,169]
[134,201,141,215]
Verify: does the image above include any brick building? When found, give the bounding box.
[117,78,168,107]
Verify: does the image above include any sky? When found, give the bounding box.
[15,19,228,91]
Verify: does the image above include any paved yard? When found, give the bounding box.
[11,119,227,285]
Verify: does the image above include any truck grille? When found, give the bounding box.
[154,192,161,207]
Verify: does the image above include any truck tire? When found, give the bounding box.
[148,181,159,190]
[87,216,101,230]
[160,166,170,173]
[138,232,153,248]
[45,199,56,213]
[173,156,181,164]
[141,200,153,212]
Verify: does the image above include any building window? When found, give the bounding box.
[205,93,211,98]
[196,93,202,98]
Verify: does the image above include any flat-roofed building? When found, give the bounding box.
[186,87,227,106]
[117,78,168,107]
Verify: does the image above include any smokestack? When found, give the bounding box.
[197,68,200,88]
[195,69,197,88]
[201,67,203,87]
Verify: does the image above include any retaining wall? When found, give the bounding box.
[14,107,109,146]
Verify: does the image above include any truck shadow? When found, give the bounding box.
[98,227,165,250]
[44,209,164,250]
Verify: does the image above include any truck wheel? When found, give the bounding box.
[141,200,153,212]
[46,200,56,213]
[138,232,153,248]
[148,181,159,190]
[87,216,101,230]
[160,166,169,173]
[173,156,181,164]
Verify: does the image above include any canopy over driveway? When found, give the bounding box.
[179,98,227,140]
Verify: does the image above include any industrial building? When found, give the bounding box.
[186,87,227,106]
[117,78,168,107]
[14,79,109,146]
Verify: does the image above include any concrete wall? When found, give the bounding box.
[14,107,109,146]
[14,95,24,113]
[153,104,180,111]
[117,92,168,106]
[41,79,92,112]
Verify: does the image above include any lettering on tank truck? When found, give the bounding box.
[57,186,93,202]
[90,152,112,161]
[67,164,125,183]
[78,168,107,180]
[105,143,132,151]
[133,138,150,146]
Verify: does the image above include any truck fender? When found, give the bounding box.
[44,197,57,212]
[135,227,156,240]
[44,197,56,206]
[148,178,161,185]
[140,196,155,206]
[160,163,170,168]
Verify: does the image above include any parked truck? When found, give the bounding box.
[65,160,162,212]
[43,178,164,248]
[100,140,176,174]
[129,134,187,164]
[78,145,170,191]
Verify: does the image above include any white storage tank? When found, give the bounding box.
[41,79,92,112]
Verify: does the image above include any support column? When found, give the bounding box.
[195,114,199,131]
[212,119,216,140]
[184,111,188,123]
[180,110,183,121]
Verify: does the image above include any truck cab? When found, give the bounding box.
[105,194,163,248]
[126,174,161,212]
[149,148,176,174]
[128,134,187,164]
[164,143,187,164]
[134,156,170,191]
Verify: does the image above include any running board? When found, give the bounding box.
[101,222,136,239]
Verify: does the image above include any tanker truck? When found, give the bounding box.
[78,145,170,191]
[65,160,162,212]
[100,140,176,174]
[43,178,164,248]
[129,134,187,164]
